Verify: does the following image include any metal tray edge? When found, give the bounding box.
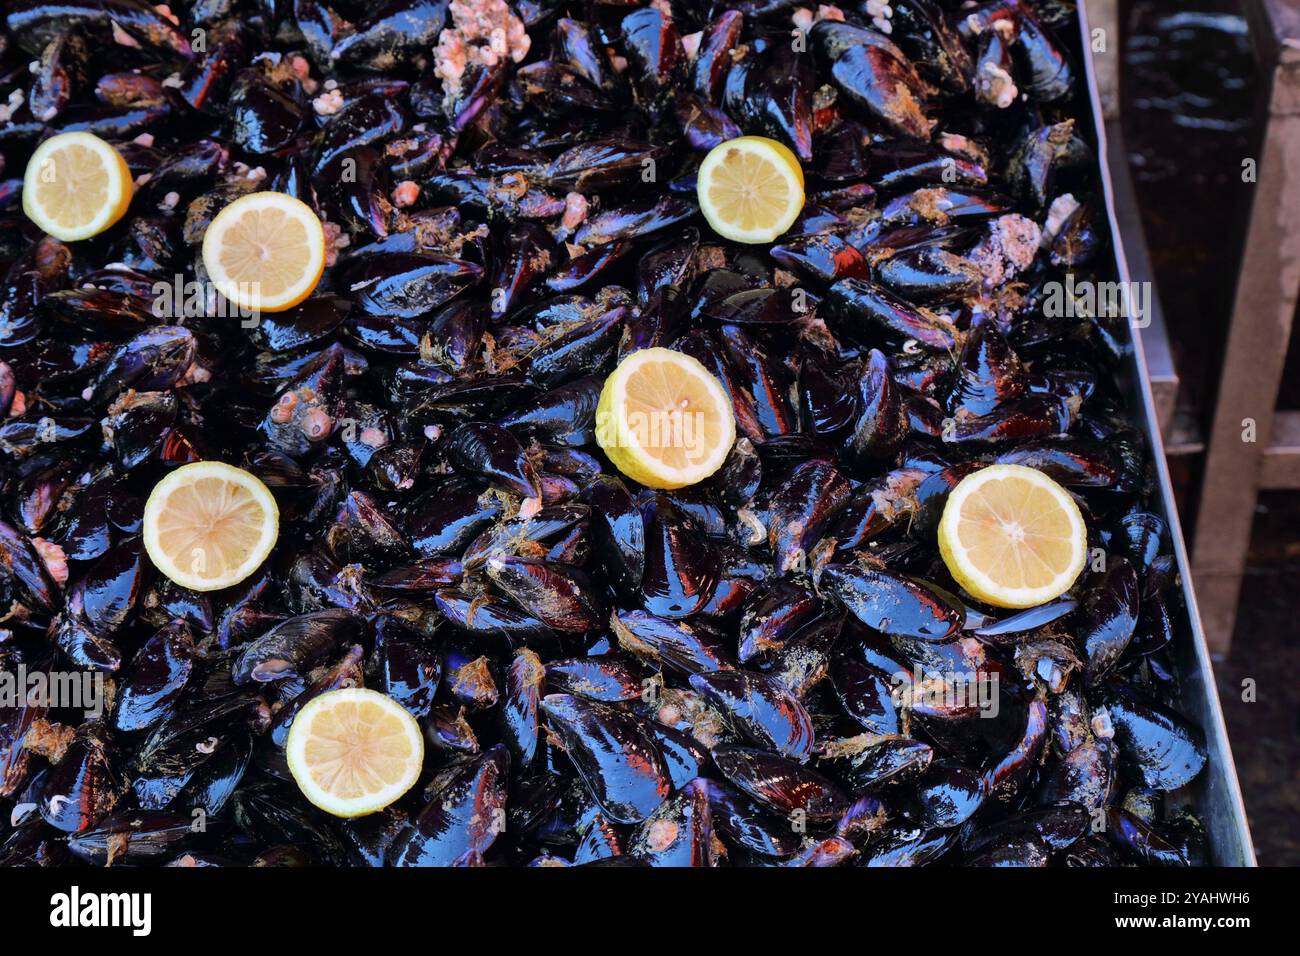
[1077,0,1256,866]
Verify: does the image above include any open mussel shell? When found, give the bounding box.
[231,609,362,684]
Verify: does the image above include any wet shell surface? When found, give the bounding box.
[0,0,1209,868]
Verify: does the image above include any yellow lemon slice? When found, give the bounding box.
[22,131,134,241]
[596,347,736,489]
[201,191,326,313]
[286,688,424,818]
[696,135,805,244]
[142,461,279,592]
[938,464,1087,609]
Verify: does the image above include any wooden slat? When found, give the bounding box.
[1165,405,1206,457]
[1260,409,1300,488]
[1191,4,1300,655]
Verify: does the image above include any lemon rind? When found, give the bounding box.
[200,191,326,314]
[285,688,424,818]
[142,461,280,593]
[938,464,1087,609]
[696,136,805,245]
[22,132,133,242]
[598,347,736,490]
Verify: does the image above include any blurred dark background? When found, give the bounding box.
[1120,0,1298,864]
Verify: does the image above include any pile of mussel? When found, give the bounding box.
[0,0,1211,867]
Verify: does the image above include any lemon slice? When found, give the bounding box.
[22,132,134,241]
[696,135,805,244]
[938,464,1087,609]
[142,461,279,592]
[201,191,326,313]
[596,347,736,490]
[286,688,424,818]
